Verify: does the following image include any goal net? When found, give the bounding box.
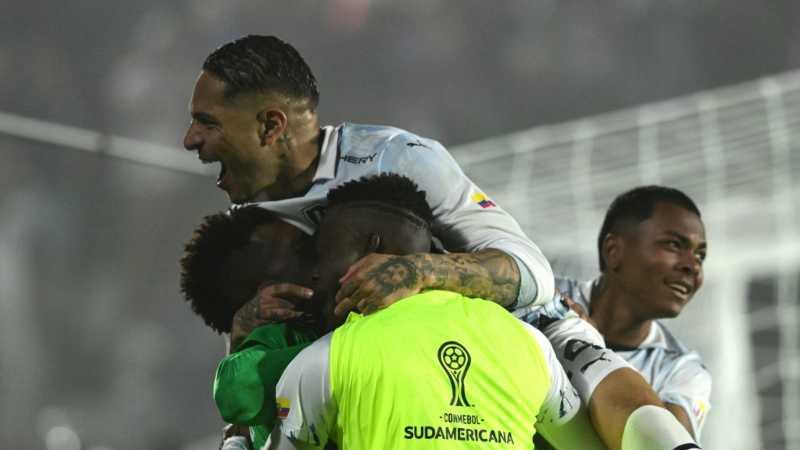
[449,70,800,450]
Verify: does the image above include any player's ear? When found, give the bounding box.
[257,109,288,146]
[603,233,623,272]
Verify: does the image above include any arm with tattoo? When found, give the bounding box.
[229,282,315,352]
[415,249,520,306]
[335,249,521,316]
[230,296,263,352]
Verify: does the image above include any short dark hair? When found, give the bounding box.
[597,185,702,271]
[327,173,434,225]
[203,35,319,107]
[180,206,279,334]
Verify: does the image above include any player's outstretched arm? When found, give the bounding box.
[520,320,608,450]
[333,249,520,316]
[542,317,700,450]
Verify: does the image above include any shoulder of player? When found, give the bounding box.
[650,322,710,374]
[554,275,593,311]
[652,321,690,354]
[278,333,332,386]
[338,122,449,163]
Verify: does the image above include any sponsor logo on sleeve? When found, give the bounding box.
[563,339,611,374]
[406,139,431,149]
[471,193,496,209]
[277,397,291,419]
[340,153,377,165]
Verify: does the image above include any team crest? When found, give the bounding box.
[438,341,472,407]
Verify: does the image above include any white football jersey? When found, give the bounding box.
[241,123,554,308]
[553,277,712,439]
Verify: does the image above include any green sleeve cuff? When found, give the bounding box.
[213,324,318,427]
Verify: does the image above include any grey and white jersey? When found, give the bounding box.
[553,276,712,439]
[242,123,554,308]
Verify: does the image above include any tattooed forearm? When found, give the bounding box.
[230,296,262,352]
[362,258,420,314]
[413,249,520,306]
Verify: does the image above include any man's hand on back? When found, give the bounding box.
[229,283,314,351]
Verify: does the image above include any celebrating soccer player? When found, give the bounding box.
[518,186,710,449]
[183,175,586,450]
[183,35,554,322]
[182,175,706,450]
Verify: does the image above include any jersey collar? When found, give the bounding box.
[311,125,341,184]
[586,277,670,350]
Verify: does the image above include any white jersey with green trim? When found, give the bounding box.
[240,122,553,308]
[554,276,712,439]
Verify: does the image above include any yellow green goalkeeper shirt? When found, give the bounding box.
[272,290,580,450]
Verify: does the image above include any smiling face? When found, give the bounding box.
[608,202,707,319]
[183,71,290,203]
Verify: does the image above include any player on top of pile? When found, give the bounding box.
[183,34,553,318]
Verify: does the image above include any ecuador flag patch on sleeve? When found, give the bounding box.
[277,397,291,419]
[471,192,496,209]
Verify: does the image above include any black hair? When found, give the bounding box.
[179,206,279,334]
[203,35,319,107]
[326,173,434,225]
[597,185,702,271]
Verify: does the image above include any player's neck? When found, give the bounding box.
[253,125,323,202]
[590,275,652,348]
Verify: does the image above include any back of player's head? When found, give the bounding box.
[312,174,433,329]
[203,35,319,107]
[324,173,433,255]
[180,206,308,333]
[326,173,434,226]
[597,185,702,271]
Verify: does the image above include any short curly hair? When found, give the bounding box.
[597,185,701,271]
[203,35,319,107]
[326,173,434,225]
[179,206,279,334]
